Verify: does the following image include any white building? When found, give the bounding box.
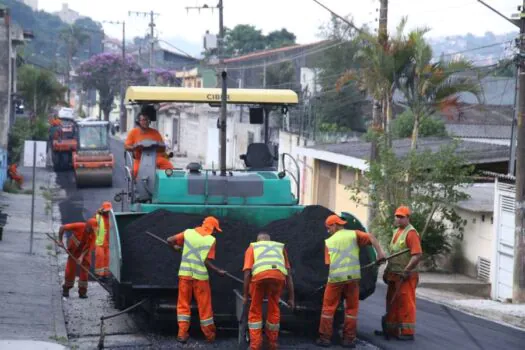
[53,3,82,24]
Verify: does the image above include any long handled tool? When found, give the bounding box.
[145,230,295,309]
[310,248,412,296]
[98,298,148,349]
[44,231,111,294]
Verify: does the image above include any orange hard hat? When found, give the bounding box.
[101,201,112,211]
[395,206,411,217]
[86,217,98,230]
[325,214,347,227]
[202,216,222,232]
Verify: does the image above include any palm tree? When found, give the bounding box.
[399,31,481,150]
[59,24,90,102]
[336,17,416,147]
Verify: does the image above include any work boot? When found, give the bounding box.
[62,287,70,298]
[78,287,88,299]
[396,334,415,341]
[176,335,189,344]
[315,338,331,347]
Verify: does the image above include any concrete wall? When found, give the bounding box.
[0,16,12,151]
[456,208,494,278]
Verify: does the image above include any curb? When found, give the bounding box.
[416,292,525,332]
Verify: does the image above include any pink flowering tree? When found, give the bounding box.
[76,53,147,120]
[143,68,180,86]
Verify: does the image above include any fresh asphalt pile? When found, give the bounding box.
[119,206,378,311]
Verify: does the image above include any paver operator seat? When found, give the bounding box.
[240,143,278,171]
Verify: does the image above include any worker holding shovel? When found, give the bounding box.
[166,216,226,344]
[316,215,386,348]
[58,218,98,299]
[374,206,422,341]
[242,232,295,350]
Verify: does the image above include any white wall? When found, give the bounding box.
[457,208,494,278]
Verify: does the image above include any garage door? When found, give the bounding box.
[494,184,515,301]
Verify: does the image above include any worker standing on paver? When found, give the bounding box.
[124,105,173,178]
[7,163,23,189]
[94,201,112,280]
[375,206,422,341]
[166,216,226,344]
[58,218,98,299]
[316,215,386,348]
[242,232,295,350]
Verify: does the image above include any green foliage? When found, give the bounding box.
[7,116,48,164]
[392,110,447,138]
[18,65,66,114]
[265,61,295,89]
[315,16,366,131]
[492,58,516,78]
[222,24,297,57]
[349,138,473,268]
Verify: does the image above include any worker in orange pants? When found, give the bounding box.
[243,232,295,350]
[8,163,23,189]
[375,206,422,341]
[124,105,173,178]
[58,218,98,298]
[317,215,385,348]
[167,216,226,343]
[95,201,112,279]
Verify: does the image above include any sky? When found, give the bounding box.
[36,0,520,56]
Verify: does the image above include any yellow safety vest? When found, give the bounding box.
[325,229,361,283]
[251,241,288,276]
[178,229,215,281]
[96,213,106,247]
[386,224,419,273]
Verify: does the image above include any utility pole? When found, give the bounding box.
[186,1,228,176]
[129,10,159,86]
[103,20,127,132]
[478,0,525,303]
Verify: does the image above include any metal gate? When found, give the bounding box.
[492,179,515,301]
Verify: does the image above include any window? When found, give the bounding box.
[339,167,356,186]
[248,131,254,145]
[78,125,108,150]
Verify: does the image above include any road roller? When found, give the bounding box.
[73,120,114,188]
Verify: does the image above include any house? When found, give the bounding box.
[174,67,217,88]
[293,137,510,226]
[0,6,30,186]
[130,40,199,71]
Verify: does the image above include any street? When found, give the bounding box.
[52,137,525,349]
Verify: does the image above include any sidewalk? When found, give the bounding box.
[378,265,525,330]
[0,166,67,348]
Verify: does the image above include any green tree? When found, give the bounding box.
[398,31,481,150]
[265,61,295,89]
[223,25,266,57]
[392,110,447,139]
[17,65,66,115]
[337,18,416,144]
[349,139,473,268]
[315,16,366,131]
[76,53,146,120]
[266,28,296,49]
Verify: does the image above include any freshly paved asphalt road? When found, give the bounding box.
[55,137,525,349]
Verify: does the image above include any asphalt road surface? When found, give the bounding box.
[54,137,525,349]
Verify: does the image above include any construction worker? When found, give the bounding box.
[166,216,226,344]
[58,218,98,299]
[243,232,295,350]
[374,206,422,341]
[316,215,386,348]
[94,201,112,280]
[124,105,173,178]
[7,163,23,189]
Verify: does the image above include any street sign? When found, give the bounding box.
[23,141,47,168]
